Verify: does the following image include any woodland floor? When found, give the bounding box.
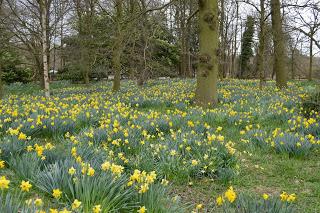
[0,79,319,212]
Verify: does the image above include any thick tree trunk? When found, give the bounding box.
[41,0,50,97]
[257,0,266,89]
[196,0,219,106]
[271,0,287,88]
[308,38,312,81]
[112,0,123,92]
[34,55,45,88]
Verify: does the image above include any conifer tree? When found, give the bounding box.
[239,15,255,78]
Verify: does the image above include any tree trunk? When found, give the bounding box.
[185,0,193,78]
[196,0,219,106]
[271,0,287,88]
[83,57,90,84]
[231,1,238,78]
[112,0,123,92]
[180,0,187,78]
[0,1,3,98]
[34,55,45,88]
[137,0,148,86]
[238,21,243,78]
[0,0,2,98]
[291,49,295,80]
[308,38,312,81]
[0,64,3,99]
[257,0,266,89]
[41,0,50,97]
[137,38,147,86]
[112,42,122,91]
[60,14,64,70]
[218,0,225,79]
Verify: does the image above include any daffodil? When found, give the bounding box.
[34,198,43,207]
[0,160,5,169]
[0,176,10,189]
[92,205,101,213]
[262,193,269,200]
[68,167,76,175]
[216,196,224,206]
[52,188,62,199]
[224,186,236,203]
[137,206,147,213]
[20,180,32,192]
[71,199,82,210]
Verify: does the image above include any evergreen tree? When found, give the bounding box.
[240,15,255,78]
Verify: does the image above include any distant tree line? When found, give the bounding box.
[0,0,319,104]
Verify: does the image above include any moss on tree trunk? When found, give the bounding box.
[196,0,219,106]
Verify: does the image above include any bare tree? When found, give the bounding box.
[3,0,68,96]
[291,1,320,80]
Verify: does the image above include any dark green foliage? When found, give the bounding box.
[58,65,88,83]
[0,51,32,84]
[240,16,255,78]
[302,91,320,116]
[151,38,180,77]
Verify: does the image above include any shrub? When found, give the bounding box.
[302,91,320,116]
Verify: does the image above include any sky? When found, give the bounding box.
[237,0,320,56]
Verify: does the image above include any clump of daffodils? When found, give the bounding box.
[216,186,237,206]
[128,170,157,193]
[280,191,297,202]
[101,161,124,178]
[216,187,297,209]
